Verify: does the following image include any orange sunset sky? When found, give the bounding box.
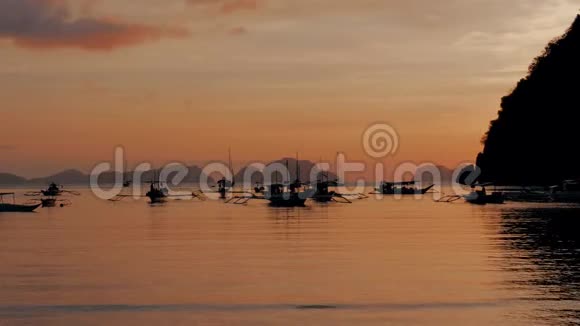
[0,0,577,177]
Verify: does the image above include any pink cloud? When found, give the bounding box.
[0,0,189,51]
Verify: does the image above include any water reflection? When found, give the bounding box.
[497,205,580,324]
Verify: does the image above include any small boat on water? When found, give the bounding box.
[503,187,552,203]
[263,155,313,207]
[549,180,580,203]
[0,193,41,212]
[308,174,367,203]
[42,182,62,196]
[375,181,434,195]
[311,178,338,203]
[26,182,81,197]
[227,157,315,207]
[264,182,311,207]
[217,177,235,199]
[146,181,170,203]
[464,184,505,205]
[437,183,504,205]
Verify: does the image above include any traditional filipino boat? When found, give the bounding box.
[264,182,311,207]
[26,182,80,197]
[549,180,580,203]
[0,193,41,212]
[146,181,170,203]
[464,184,505,205]
[308,175,367,203]
[375,181,434,195]
[41,182,62,196]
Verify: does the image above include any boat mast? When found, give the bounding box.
[286,160,290,185]
[229,147,234,186]
[296,152,300,184]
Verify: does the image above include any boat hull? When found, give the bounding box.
[148,196,167,204]
[267,193,308,207]
[465,192,505,205]
[41,198,57,207]
[0,203,41,212]
[551,191,580,203]
[312,195,334,203]
[268,198,307,207]
[379,185,435,195]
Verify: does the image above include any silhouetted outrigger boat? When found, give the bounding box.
[464,184,505,205]
[502,187,551,203]
[111,171,206,204]
[438,183,504,205]
[226,157,315,207]
[311,178,339,203]
[265,182,311,207]
[26,182,81,197]
[225,182,313,207]
[145,181,170,203]
[549,180,580,203]
[42,182,62,196]
[373,181,434,195]
[308,174,368,204]
[216,177,235,199]
[204,148,244,199]
[0,193,41,212]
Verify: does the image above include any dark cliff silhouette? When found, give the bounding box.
[477,14,580,185]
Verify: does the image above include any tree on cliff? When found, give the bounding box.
[477,14,580,185]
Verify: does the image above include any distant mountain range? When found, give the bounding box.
[0,159,457,186]
[0,158,338,186]
[0,167,212,186]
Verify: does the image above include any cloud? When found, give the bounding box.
[186,0,260,14]
[0,0,189,50]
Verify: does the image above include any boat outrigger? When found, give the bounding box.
[374,181,434,195]
[26,182,81,197]
[309,173,368,203]
[110,170,206,204]
[0,193,41,212]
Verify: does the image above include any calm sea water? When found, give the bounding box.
[1,189,579,325]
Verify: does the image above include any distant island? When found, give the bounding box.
[0,167,210,187]
[0,158,456,186]
[476,14,580,185]
[0,158,335,187]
